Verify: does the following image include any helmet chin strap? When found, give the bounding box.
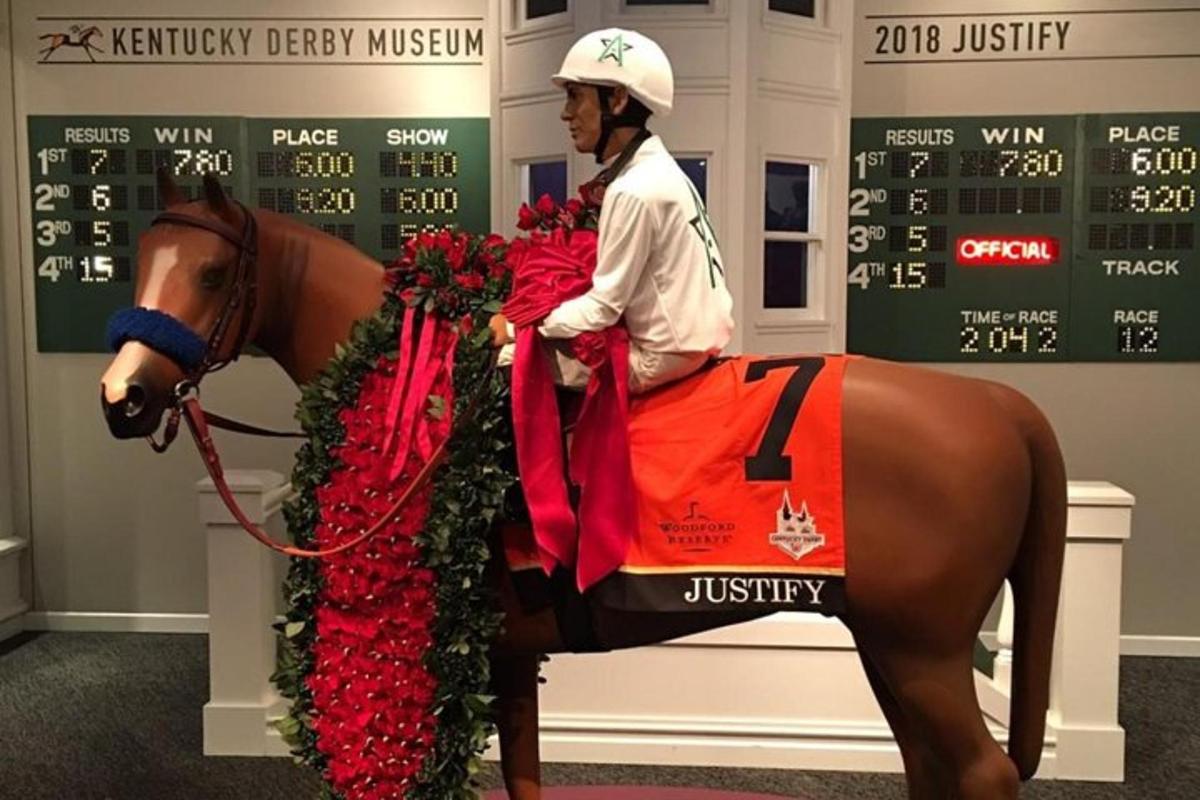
[593,86,647,164]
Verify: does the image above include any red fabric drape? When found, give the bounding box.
[503,228,637,590]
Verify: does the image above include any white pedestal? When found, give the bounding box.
[0,536,29,642]
[198,470,293,756]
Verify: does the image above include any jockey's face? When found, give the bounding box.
[561,82,628,154]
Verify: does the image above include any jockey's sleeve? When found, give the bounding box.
[539,191,655,338]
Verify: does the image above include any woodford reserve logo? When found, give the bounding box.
[35,18,484,64]
[658,500,736,553]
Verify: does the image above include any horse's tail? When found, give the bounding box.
[1004,393,1067,779]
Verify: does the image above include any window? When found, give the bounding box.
[526,0,568,19]
[763,160,817,309]
[768,0,816,17]
[675,157,708,204]
[522,159,568,205]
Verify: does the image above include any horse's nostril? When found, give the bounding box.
[123,384,146,418]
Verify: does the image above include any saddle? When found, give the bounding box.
[503,354,849,638]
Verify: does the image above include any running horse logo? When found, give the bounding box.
[39,25,105,63]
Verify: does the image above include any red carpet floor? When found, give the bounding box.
[484,789,795,799]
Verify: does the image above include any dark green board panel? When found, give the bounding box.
[848,114,1198,362]
[1071,113,1200,361]
[28,115,490,352]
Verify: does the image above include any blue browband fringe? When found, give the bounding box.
[106,307,207,372]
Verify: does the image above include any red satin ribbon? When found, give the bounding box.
[505,227,638,590]
[384,311,458,482]
[568,327,636,590]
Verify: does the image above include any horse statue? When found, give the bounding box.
[100,172,1066,800]
[38,25,105,63]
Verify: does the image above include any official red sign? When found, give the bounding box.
[956,236,1060,266]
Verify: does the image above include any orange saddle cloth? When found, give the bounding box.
[590,354,848,615]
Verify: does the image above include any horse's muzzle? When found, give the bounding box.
[101,377,167,439]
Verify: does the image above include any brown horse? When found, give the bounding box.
[100,174,1066,800]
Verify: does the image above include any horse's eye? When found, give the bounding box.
[199,266,227,290]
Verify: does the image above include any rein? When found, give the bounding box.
[120,200,491,559]
[178,355,498,559]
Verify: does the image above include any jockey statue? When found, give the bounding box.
[491,27,735,395]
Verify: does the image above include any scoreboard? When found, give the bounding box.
[847,113,1199,362]
[28,115,489,352]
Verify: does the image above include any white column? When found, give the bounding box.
[198,469,293,756]
[1048,481,1133,781]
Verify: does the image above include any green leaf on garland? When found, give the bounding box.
[427,394,446,420]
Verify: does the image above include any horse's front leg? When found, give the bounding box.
[490,650,543,800]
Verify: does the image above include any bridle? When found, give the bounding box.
[112,202,490,559]
[139,200,273,453]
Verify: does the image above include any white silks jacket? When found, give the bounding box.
[502,135,735,394]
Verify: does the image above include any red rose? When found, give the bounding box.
[482,233,506,250]
[416,273,435,287]
[571,332,609,368]
[516,203,539,231]
[454,272,484,290]
[564,198,584,217]
[447,240,468,272]
[534,193,558,216]
[578,180,605,207]
[435,229,454,252]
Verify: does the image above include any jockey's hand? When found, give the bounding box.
[489,313,514,347]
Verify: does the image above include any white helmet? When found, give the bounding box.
[552,28,674,117]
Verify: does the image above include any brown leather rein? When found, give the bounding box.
[146,204,488,559]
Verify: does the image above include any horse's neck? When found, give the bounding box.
[253,211,387,385]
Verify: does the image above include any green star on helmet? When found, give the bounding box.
[598,34,633,66]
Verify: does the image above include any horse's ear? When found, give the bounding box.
[202,173,232,217]
[155,167,187,208]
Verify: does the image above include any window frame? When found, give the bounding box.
[760,157,825,320]
[511,0,573,34]
[611,0,727,22]
[517,156,570,209]
[762,0,825,30]
[673,152,712,205]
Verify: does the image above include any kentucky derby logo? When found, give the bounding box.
[39,25,105,62]
[768,491,825,560]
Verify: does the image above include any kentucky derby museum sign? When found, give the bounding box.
[15,0,492,352]
[33,20,485,64]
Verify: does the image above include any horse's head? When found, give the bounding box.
[100,171,257,439]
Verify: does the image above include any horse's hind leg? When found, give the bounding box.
[854,639,953,800]
[871,647,1019,799]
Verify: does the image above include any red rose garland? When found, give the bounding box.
[307,340,453,799]
[276,226,514,800]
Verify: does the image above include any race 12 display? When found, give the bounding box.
[28,115,489,352]
[847,113,1199,362]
